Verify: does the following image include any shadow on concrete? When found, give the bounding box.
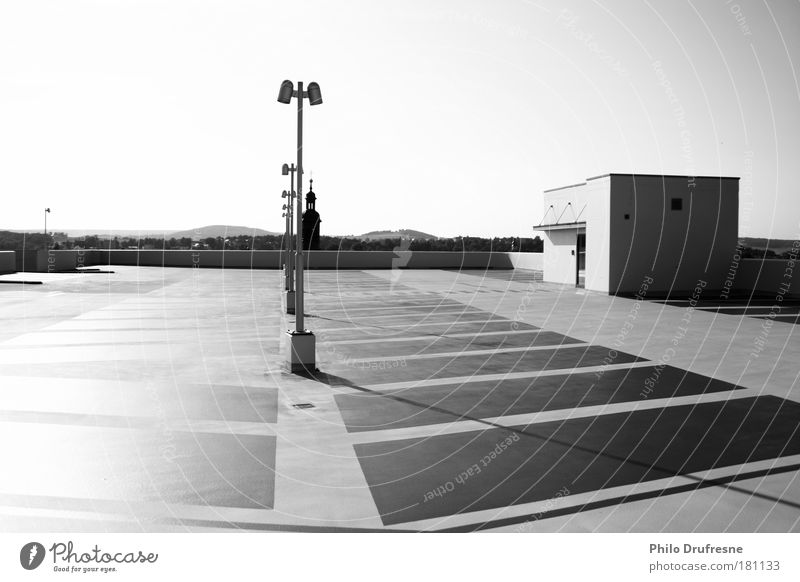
[306,369,800,530]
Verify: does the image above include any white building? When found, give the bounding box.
[535,173,739,295]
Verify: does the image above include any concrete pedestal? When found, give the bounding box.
[285,290,295,314]
[287,330,315,373]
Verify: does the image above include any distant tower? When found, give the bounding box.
[302,178,322,250]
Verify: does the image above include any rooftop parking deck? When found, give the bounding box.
[0,266,798,532]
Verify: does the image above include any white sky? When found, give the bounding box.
[1,0,798,238]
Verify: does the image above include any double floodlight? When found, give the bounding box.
[277,80,294,104]
[277,80,322,106]
[307,82,322,105]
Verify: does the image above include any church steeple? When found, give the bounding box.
[306,178,316,211]
[302,175,321,250]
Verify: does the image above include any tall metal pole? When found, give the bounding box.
[288,168,295,292]
[295,81,304,332]
[284,195,291,290]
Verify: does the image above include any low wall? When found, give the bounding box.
[733,259,798,299]
[10,249,543,272]
[305,251,515,269]
[0,251,14,274]
[9,249,797,300]
[88,250,284,269]
[15,250,38,272]
[73,250,527,270]
[14,250,81,272]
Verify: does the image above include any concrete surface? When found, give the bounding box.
[0,266,798,532]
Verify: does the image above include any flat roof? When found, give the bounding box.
[586,172,741,181]
[543,181,587,194]
[533,221,587,231]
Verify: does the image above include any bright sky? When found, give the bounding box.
[1,0,798,238]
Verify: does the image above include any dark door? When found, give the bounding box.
[576,233,586,288]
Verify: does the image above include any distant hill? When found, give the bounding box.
[63,229,172,239]
[52,225,279,240]
[359,229,437,241]
[167,225,280,239]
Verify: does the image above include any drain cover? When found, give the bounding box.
[292,403,315,409]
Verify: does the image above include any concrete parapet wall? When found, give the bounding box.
[0,251,15,274]
[70,249,529,270]
[15,250,40,272]
[45,250,79,272]
[88,250,283,269]
[734,259,798,299]
[305,251,516,269]
[10,249,542,272]
[15,250,81,272]
[7,249,796,302]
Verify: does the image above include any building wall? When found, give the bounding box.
[582,177,611,293]
[538,178,610,291]
[507,252,544,271]
[608,175,739,295]
[538,184,582,286]
[541,229,577,285]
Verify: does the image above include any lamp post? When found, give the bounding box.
[282,192,292,294]
[44,208,50,249]
[282,163,298,313]
[278,79,322,373]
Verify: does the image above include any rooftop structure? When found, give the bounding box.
[536,174,740,296]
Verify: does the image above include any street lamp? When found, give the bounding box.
[44,208,51,249]
[282,163,298,312]
[281,190,294,303]
[278,79,322,373]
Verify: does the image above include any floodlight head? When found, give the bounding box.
[282,164,290,175]
[282,204,287,210]
[282,190,288,198]
[277,80,294,104]
[307,82,322,105]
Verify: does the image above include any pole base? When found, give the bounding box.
[285,290,295,314]
[286,330,315,373]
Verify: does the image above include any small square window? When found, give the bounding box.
[624,214,630,220]
[671,198,683,210]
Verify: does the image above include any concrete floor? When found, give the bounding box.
[0,266,798,532]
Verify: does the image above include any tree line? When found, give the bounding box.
[6,230,800,259]
[0,231,544,252]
